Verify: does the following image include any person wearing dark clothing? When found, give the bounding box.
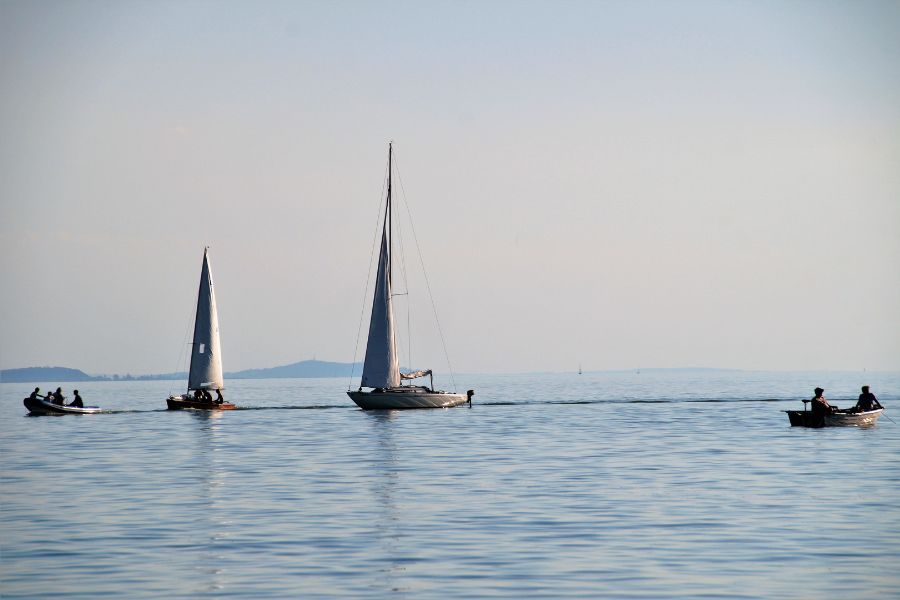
[51,387,65,406]
[855,386,883,412]
[810,387,835,416]
[69,390,84,408]
[193,389,203,400]
[215,389,224,404]
[29,387,41,401]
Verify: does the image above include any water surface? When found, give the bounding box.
[2,371,899,599]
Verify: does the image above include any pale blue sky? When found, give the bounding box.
[1,0,898,375]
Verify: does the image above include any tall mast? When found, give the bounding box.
[387,142,392,292]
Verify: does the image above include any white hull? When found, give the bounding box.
[347,388,470,410]
[786,408,883,427]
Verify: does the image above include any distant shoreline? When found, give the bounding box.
[3,364,895,384]
[0,360,363,383]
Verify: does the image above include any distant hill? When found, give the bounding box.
[2,360,361,383]
[227,360,362,379]
[1,366,96,383]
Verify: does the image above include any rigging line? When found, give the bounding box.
[348,155,390,391]
[392,150,458,392]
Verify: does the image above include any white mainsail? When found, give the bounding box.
[360,220,400,388]
[187,247,224,391]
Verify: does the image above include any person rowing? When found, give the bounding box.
[810,387,836,416]
[854,386,883,412]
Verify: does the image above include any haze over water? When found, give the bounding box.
[3,370,899,599]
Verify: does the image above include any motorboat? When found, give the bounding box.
[24,396,101,415]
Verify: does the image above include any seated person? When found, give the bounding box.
[51,387,65,406]
[810,387,835,415]
[69,390,84,408]
[29,387,41,401]
[855,386,883,412]
[215,389,224,404]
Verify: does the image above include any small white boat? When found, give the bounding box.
[24,396,101,415]
[167,247,235,411]
[348,143,473,410]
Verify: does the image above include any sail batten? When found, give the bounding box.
[187,248,224,391]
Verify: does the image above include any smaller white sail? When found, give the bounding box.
[187,248,224,391]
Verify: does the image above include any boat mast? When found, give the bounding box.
[387,142,392,299]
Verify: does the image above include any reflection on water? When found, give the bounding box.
[187,410,228,597]
[366,412,407,594]
[2,372,899,599]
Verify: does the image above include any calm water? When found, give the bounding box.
[2,371,899,599]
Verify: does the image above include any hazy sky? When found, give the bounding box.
[2,0,898,376]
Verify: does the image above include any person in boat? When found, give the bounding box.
[855,386,883,412]
[29,387,41,401]
[51,387,65,405]
[810,387,836,415]
[215,389,224,404]
[69,390,84,408]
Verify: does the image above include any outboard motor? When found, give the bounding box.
[466,390,475,406]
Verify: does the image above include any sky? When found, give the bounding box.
[1,0,899,376]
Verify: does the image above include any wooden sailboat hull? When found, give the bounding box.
[24,397,102,415]
[785,408,883,428]
[347,388,470,410]
[167,395,236,411]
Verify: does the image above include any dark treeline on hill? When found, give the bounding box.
[1,360,362,383]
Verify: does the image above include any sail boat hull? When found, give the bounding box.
[167,395,236,410]
[347,388,470,410]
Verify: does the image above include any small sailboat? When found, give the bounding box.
[167,247,235,410]
[348,143,473,410]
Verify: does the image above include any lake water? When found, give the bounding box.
[2,371,899,599]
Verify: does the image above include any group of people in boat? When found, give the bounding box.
[810,385,883,416]
[28,386,84,408]
[192,388,225,404]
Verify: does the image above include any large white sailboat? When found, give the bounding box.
[167,247,235,410]
[348,143,473,410]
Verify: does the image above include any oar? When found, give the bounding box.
[881,410,897,425]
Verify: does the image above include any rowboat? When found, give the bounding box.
[785,403,883,428]
[24,396,102,415]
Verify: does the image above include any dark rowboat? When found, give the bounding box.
[24,396,102,415]
[785,401,883,428]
